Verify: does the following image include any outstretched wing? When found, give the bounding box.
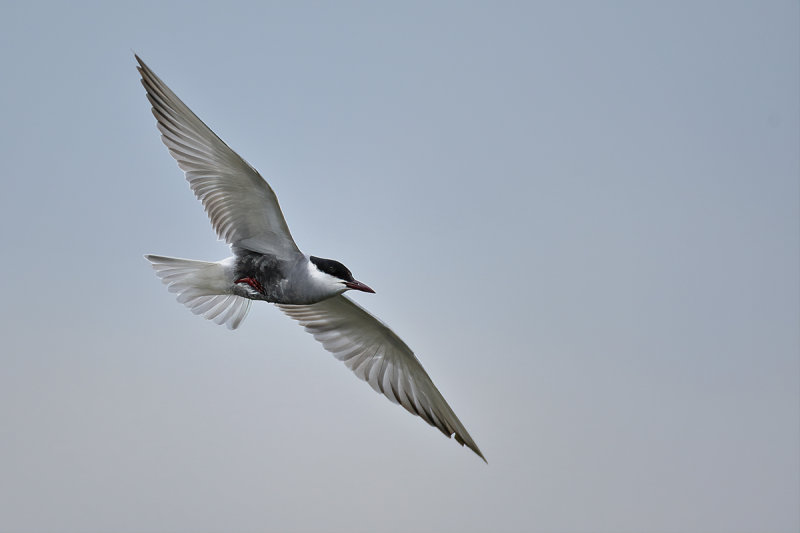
[137,55,300,258]
[278,295,485,461]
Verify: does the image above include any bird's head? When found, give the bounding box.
[309,256,375,295]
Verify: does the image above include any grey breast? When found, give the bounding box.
[233,248,293,303]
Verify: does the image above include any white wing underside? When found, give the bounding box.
[137,55,300,258]
[278,295,485,461]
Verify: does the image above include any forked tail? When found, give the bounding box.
[145,255,251,330]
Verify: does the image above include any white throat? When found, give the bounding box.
[304,257,347,301]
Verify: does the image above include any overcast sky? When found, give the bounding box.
[1,2,798,532]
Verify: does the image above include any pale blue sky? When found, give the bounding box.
[1,2,798,532]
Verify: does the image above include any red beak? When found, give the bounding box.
[345,280,375,293]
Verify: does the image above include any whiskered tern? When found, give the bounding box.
[137,55,484,461]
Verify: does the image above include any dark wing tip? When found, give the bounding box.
[454,432,487,463]
[469,442,488,463]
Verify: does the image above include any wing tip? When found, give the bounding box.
[134,52,147,70]
[453,432,487,463]
[468,442,488,463]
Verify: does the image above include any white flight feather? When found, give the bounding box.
[278,295,485,461]
[137,55,300,260]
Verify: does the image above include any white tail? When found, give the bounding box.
[145,255,251,330]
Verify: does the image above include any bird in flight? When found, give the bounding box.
[136,55,484,461]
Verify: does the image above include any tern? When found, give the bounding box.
[136,55,484,461]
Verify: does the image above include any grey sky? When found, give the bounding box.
[1,1,798,532]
